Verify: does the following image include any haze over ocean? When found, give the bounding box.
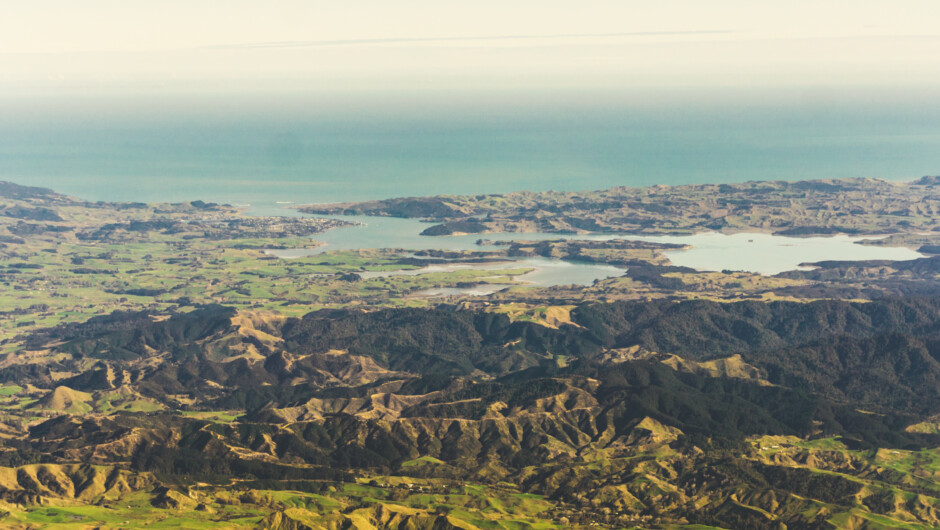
[4,2,939,205]
[3,89,940,205]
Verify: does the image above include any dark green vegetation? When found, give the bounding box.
[297,177,940,305]
[0,181,543,341]
[300,176,940,237]
[4,179,940,528]
[3,177,940,348]
[481,238,685,267]
[3,298,940,527]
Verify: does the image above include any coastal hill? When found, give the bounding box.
[2,298,940,527]
[2,179,940,527]
[298,177,940,236]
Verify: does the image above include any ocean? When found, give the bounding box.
[0,94,934,276]
[2,94,938,205]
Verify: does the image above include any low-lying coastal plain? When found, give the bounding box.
[3,177,940,528]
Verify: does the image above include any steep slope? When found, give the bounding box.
[5,297,940,527]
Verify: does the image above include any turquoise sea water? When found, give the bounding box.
[2,97,939,205]
[1,96,935,282]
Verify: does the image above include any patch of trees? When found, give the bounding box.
[0,205,63,222]
[7,222,73,236]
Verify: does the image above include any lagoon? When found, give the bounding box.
[263,212,925,284]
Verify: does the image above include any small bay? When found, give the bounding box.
[264,213,925,282]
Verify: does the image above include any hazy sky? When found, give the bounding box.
[3,1,940,98]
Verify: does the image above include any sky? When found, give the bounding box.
[2,0,940,101]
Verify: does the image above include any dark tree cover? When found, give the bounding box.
[281,307,602,375]
[23,297,940,418]
[0,180,60,200]
[10,295,940,527]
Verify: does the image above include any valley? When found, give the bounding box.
[2,179,940,528]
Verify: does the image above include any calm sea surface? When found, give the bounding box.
[3,100,939,205]
[1,99,935,281]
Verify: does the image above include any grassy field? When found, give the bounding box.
[0,230,542,340]
[0,479,570,529]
